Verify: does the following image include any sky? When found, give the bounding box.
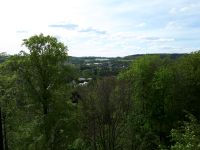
[0,0,200,57]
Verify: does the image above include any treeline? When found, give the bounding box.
[0,34,200,149]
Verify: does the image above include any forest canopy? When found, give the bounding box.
[0,35,200,150]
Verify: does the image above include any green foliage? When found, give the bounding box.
[19,34,80,149]
[119,55,169,149]
[0,34,79,149]
[77,77,131,150]
[170,114,200,150]
[119,52,200,149]
[1,34,200,150]
[68,138,88,150]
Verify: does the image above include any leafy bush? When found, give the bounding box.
[170,114,200,150]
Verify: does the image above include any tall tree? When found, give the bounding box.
[20,34,68,148]
[119,55,171,149]
[0,56,19,150]
[78,77,131,150]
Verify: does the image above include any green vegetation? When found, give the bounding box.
[0,35,200,149]
[170,113,200,150]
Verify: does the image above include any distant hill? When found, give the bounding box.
[0,53,186,77]
[67,53,186,77]
[123,53,185,60]
[68,53,185,64]
[0,53,185,65]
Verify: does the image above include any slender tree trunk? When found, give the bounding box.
[0,107,4,150]
[3,115,8,150]
[93,119,97,150]
[43,103,49,149]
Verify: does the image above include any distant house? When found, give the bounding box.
[94,63,101,65]
[95,58,109,61]
[78,77,92,82]
[79,81,88,86]
[78,77,92,86]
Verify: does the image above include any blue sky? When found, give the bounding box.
[0,0,200,57]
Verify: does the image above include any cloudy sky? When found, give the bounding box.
[0,0,200,57]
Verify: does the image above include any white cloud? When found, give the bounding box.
[79,27,107,35]
[135,23,147,28]
[49,23,79,30]
[0,0,200,56]
[165,21,182,30]
[169,3,200,15]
